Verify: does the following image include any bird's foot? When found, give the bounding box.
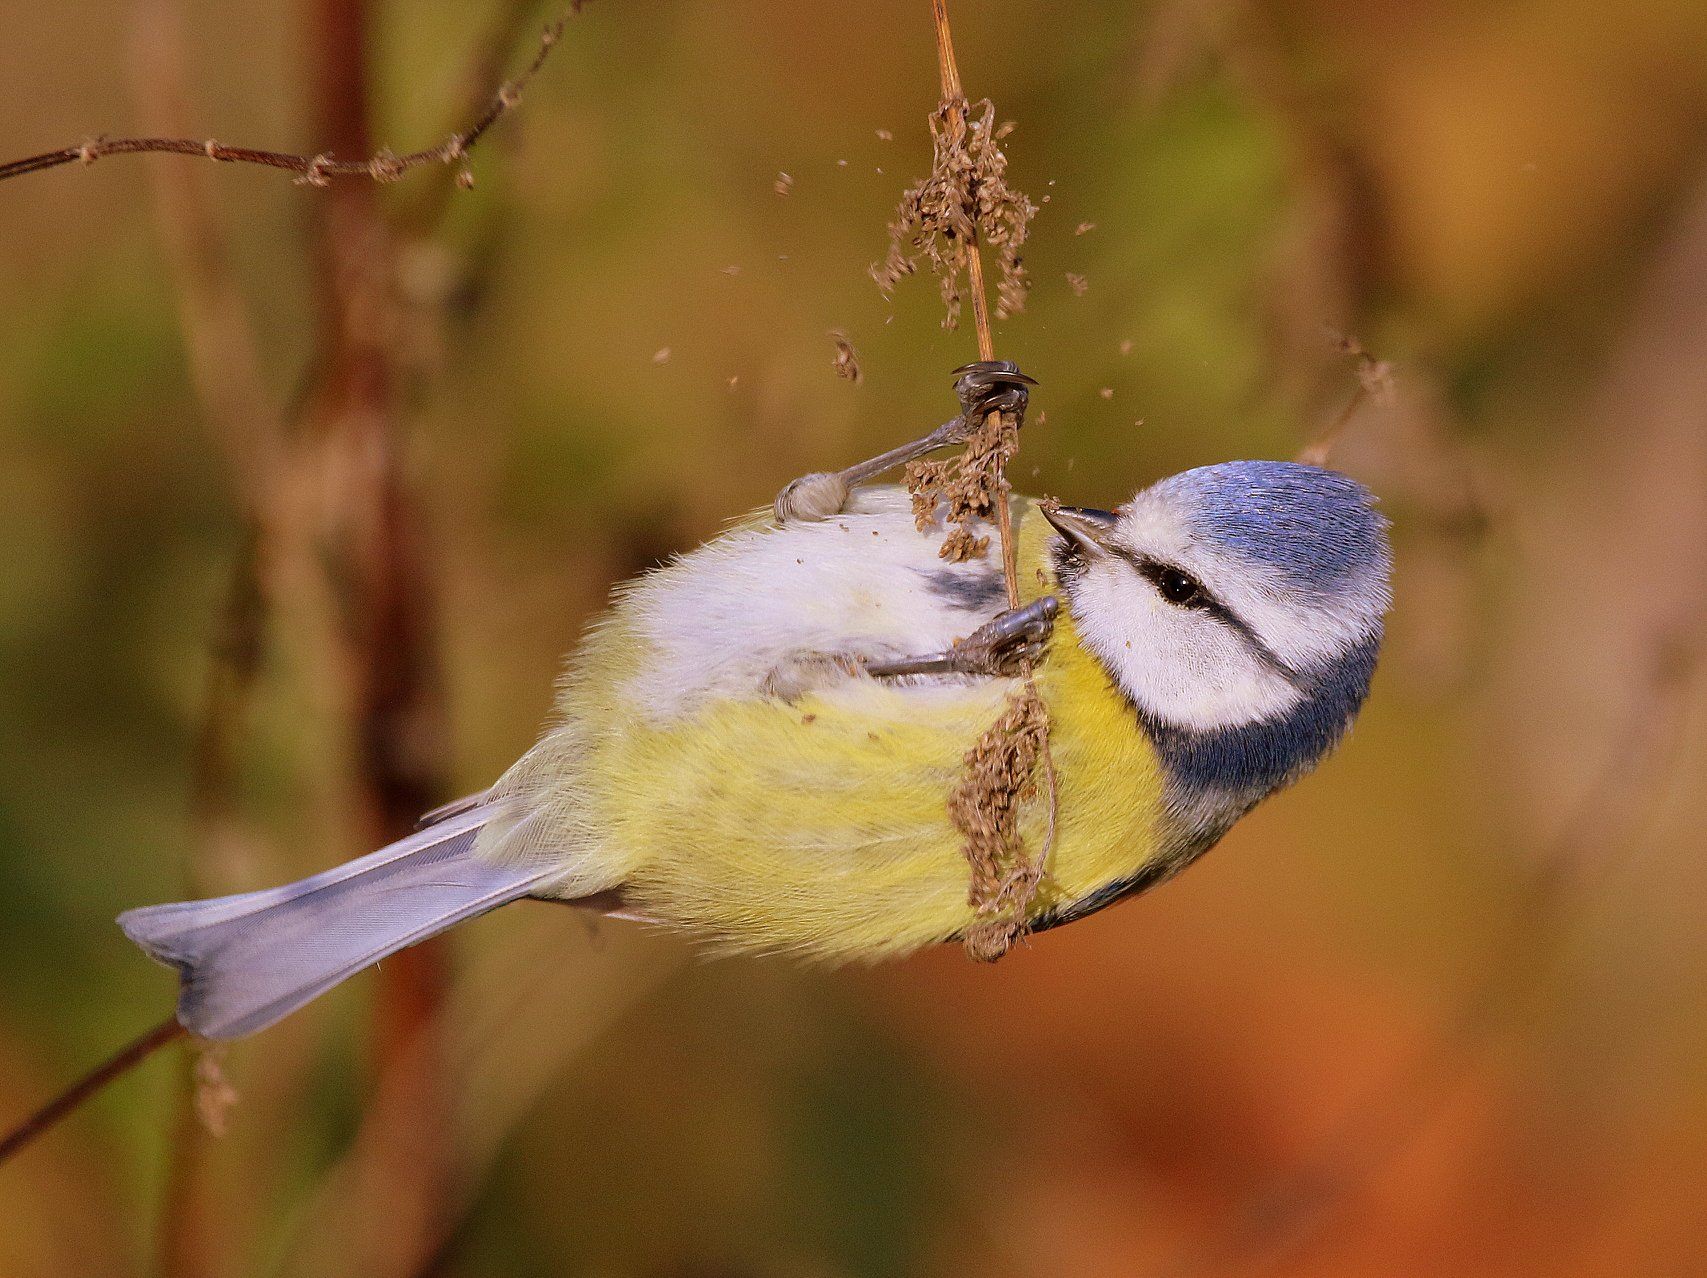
[773,362,1038,523]
[952,359,1035,424]
[863,595,1059,680]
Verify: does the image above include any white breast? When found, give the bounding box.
[613,488,1004,723]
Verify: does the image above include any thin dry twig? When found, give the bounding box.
[0,9,575,188]
[871,100,1036,331]
[905,401,1015,562]
[0,0,574,1197]
[122,6,341,1267]
[0,1017,187,1166]
[396,0,576,234]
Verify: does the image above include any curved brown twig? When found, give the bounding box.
[0,10,573,188]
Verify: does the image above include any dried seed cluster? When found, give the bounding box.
[903,404,1019,562]
[950,685,1052,961]
[871,97,1037,329]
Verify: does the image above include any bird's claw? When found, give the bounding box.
[953,360,1036,424]
[951,595,1058,676]
[861,595,1059,681]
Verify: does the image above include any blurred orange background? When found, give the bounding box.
[1,1,1705,1275]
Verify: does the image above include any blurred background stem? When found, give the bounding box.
[302,0,454,1266]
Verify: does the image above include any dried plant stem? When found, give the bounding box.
[0,1017,187,1166]
[397,0,568,235]
[930,0,965,100]
[917,0,1058,957]
[925,0,1010,594]
[961,210,997,364]
[0,10,572,188]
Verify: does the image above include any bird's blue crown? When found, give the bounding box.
[1151,460,1388,597]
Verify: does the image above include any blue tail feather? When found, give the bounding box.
[118,805,548,1040]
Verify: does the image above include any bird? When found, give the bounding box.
[119,366,1392,1041]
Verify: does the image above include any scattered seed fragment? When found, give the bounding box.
[1074,221,1096,236]
[652,347,672,365]
[829,330,862,384]
[1066,272,1088,296]
[774,171,793,196]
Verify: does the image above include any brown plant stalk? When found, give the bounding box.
[883,0,1057,959]
[299,0,461,1262]
[1296,332,1395,468]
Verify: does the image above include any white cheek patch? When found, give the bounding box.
[1116,491,1385,671]
[1069,562,1305,731]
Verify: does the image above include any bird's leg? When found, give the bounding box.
[774,361,1037,522]
[864,596,1059,680]
[759,596,1057,700]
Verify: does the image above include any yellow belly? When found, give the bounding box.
[506,502,1165,959]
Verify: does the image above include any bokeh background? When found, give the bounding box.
[2,0,1706,1274]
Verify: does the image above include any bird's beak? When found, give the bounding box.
[1041,504,1120,558]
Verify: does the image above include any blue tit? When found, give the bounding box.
[120,452,1391,1040]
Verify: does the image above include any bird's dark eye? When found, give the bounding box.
[1151,565,1204,607]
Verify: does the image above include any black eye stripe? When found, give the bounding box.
[1111,548,1214,609]
[1109,548,1302,685]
